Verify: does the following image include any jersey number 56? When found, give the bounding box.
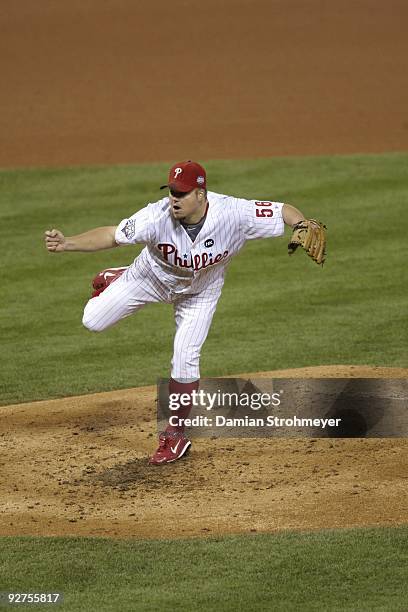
[255,201,273,218]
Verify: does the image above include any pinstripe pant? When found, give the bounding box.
[82,265,222,380]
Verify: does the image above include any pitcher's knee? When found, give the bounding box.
[82,302,109,332]
[172,349,200,380]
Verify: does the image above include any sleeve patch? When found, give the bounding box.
[121,219,136,240]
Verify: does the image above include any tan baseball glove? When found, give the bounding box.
[288,219,327,266]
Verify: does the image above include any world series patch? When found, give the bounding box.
[122,219,136,239]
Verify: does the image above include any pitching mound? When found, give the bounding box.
[0,365,407,539]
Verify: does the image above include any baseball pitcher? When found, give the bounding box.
[44,161,326,464]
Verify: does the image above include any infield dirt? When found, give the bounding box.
[1,0,408,168]
[1,366,407,539]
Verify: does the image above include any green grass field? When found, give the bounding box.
[1,154,407,611]
[0,528,407,612]
[1,153,407,405]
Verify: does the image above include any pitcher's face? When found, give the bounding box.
[169,188,207,224]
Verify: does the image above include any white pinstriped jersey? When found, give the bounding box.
[115,191,285,295]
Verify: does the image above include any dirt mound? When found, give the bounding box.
[0,365,406,539]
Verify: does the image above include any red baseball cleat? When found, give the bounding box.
[91,267,127,297]
[149,431,191,465]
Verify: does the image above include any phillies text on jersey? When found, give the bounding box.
[114,192,285,294]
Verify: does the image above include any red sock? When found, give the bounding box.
[166,378,199,434]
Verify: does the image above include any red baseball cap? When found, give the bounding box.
[160,160,207,192]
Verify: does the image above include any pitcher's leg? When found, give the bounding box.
[171,289,222,380]
[149,289,222,466]
[82,266,165,332]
